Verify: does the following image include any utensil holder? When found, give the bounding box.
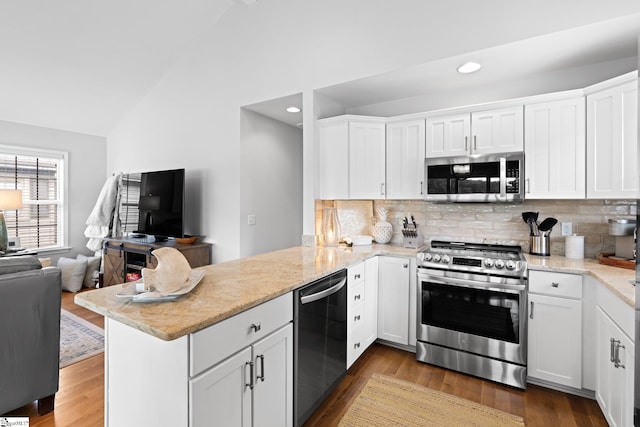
[402,225,423,249]
[530,235,550,256]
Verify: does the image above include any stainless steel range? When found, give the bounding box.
[416,240,528,389]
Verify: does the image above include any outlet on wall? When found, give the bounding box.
[247,214,256,226]
[561,221,572,236]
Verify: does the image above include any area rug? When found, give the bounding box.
[60,309,104,368]
[338,374,525,427]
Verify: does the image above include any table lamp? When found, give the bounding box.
[0,189,23,252]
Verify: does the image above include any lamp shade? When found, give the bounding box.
[0,190,23,210]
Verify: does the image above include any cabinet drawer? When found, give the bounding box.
[190,293,292,377]
[347,299,365,334]
[529,270,582,299]
[349,281,365,305]
[348,263,365,285]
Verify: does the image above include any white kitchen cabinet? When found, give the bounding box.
[586,73,638,199]
[527,270,582,388]
[106,293,293,427]
[595,306,634,427]
[386,119,426,199]
[524,97,586,199]
[347,257,379,368]
[317,120,349,199]
[426,106,523,158]
[349,121,386,199]
[377,256,411,345]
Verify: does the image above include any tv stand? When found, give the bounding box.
[102,237,212,287]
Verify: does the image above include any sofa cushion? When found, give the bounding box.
[0,255,42,275]
[76,254,101,288]
[57,257,87,293]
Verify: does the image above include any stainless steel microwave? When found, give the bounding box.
[424,152,524,202]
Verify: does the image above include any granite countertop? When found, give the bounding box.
[74,243,421,341]
[526,254,636,306]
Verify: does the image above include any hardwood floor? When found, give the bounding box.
[5,290,608,426]
[305,343,608,426]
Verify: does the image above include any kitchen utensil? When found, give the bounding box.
[522,212,539,236]
[538,217,558,233]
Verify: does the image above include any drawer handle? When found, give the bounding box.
[245,361,254,390]
[250,323,261,333]
[403,264,408,268]
[354,342,361,349]
[256,354,265,382]
[354,315,361,322]
[529,301,534,319]
[551,282,559,288]
[354,294,361,301]
[354,274,361,280]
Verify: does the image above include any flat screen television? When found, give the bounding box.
[134,168,185,240]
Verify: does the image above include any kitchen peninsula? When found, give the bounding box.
[75,244,635,426]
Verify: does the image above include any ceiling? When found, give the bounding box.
[0,4,638,135]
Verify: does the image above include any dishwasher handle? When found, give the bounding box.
[300,278,347,305]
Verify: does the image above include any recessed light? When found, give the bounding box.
[457,62,482,74]
[286,106,301,113]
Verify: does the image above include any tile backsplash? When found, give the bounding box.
[316,199,637,259]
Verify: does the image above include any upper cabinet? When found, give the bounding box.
[317,119,349,200]
[349,121,386,199]
[426,106,523,158]
[524,96,586,199]
[586,74,639,199]
[386,119,426,199]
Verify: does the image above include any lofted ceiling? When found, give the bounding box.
[0,4,638,135]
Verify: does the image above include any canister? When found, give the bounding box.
[530,235,550,256]
[565,234,584,259]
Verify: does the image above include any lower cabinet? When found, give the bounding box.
[527,270,582,388]
[190,324,293,427]
[595,305,634,427]
[377,256,411,345]
[347,257,378,368]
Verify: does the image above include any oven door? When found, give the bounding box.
[417,268,527,365]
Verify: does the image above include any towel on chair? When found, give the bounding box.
[84,174,120,251]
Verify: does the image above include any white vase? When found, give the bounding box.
[373,207,393,244]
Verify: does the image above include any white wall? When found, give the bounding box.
[107,0,640,262]
[239,109,302,257]
[0,120,106,261]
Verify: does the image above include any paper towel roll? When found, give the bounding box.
[565,235,584,259]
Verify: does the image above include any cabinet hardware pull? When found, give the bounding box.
[465,136,468,151]
[354,315,361,321]
[610,338,616,363]
[250,323,261,333]
[354,274,361,280]
[551,282,559,288]
[380,183,385,195]
[529,301,534,319]
[473,135,477,151]
[354,294,361,301]
[257,354,265,382]
[614,340,625,369]
[245,361,254,390]
[403,264,408,268]
[420,181,423,195]
[354,342,360,349]
[526,178,530,194]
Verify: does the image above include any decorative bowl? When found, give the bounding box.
[175,235,199,244]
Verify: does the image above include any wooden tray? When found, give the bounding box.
[599,253,635,270]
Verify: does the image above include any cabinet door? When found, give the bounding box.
[524,97,586,199]
[253,324,293,427]
[595,306,635,427]
[190,347,252,427]
[471,106,524,154]
[425,114,470,158]
[587,80,638,199]
[527,293,582,388]
[103,245,125,287]
[377,256,410,345]
[349,122,386,199]
[386,120,426,199]
[317,120,349,199]
[363,257,379,348]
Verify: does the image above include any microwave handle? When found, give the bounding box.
[499,156,507,200]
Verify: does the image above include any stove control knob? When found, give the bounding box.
[433,254,441,263]
[494,259,505,269]
[505,260,516,270]
[441,255,450,264]
[424,253,432,262]
[484,258,494,268]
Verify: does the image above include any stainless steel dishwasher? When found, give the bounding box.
[293,269,347,427]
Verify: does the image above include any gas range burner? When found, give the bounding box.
[417,240,527,277]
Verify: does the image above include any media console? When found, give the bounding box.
[102,237,212,287]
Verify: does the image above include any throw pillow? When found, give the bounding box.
[0,255,42,275]
[77,254,101,288]
[57,257,87,293]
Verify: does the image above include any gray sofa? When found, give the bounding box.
[0,256,62,416]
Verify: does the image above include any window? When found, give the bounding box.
[0,145,67,251]
[118,172,141,234]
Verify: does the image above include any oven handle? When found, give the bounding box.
[418,272,525,294]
